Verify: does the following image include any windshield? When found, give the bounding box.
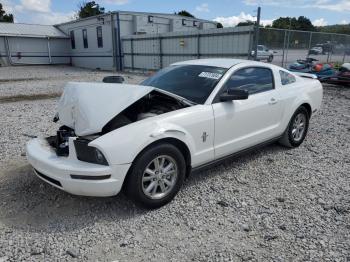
[141,65,227,104]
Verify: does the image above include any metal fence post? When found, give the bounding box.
[247,27,254,60]
[281,29,287,67]
[130,38,134,71]
[197,33,201,59]
[254,7,261,61]
[159,37,163,69]
[307,32,313,58]
[285,29,291,67]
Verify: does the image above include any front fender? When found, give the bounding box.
[89,120,195,165]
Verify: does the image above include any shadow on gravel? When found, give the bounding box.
[0,143,288,233]
[0,93,61,104]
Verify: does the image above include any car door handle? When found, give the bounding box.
[268,98,278,105]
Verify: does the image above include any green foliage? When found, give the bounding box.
[296,16,315,31]
[237,20,255,27]
[78,1,105,19]
[271,16,350,34]
[0,3,14,23]
[272,16,315,31]
[175,10,195,18]
[317,24,350,35]
[216,22,223,28]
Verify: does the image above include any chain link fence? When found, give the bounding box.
[121,26,254,71]
[259,27,350,68]
[121,25,350,71]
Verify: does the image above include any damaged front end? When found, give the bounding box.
[47,126,75,157]
[46,82,191,164]
[46,126,108,165]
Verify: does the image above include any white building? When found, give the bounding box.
[0,11,217,70]
[0,23,70,66]
[56,11,218,70]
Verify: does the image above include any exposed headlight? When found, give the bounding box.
[74,139,108,166]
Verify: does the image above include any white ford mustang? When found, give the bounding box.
[26,59,323,208]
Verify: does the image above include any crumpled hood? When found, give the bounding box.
[57,82,154,136]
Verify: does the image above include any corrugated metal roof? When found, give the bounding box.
[0,23,68,38]
[57,11,217,26]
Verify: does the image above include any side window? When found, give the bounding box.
[96,26,103,48]
[258,46,263,51]
[70,31,75,49]
[82,29,88,48]
[224,67,274,95]
[279,70,296,85]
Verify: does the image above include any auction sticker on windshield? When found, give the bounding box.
[198,72,223,80]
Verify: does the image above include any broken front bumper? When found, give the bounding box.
[26,138,131,197]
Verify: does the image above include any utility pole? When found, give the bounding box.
[254,6,261,61]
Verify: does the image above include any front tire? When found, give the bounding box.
[125,143,186,208]
[279,107,309,148]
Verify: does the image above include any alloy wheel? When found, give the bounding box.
[141,155,178,200]
[291,113,306,142]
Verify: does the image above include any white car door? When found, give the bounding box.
[212,66,284,159]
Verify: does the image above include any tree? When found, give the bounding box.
[272,17,297,30]
[0,3,14,23]
[272,16,315,31]
[175,10,195,18]
[317,24,350,34]
[78,1,105,19]
[296,16,315,31]
[237,20,255,27]
[216,22,223,28]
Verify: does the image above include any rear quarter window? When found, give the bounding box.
[280,70,296,85]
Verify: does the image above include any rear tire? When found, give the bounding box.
[268,55,273,62]
[279,107,309,148]
[125,143,186,208]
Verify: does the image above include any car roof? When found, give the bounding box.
[171,58,272,69]
[172,58,248,69]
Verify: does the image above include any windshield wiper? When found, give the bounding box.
[180,98,197,106]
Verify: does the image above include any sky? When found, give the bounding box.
[1,0,350,26]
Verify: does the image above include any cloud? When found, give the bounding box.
[34,11,76,25]
[340,19,348,24]
[316,0,350,12]
[214,12,273,27]
[17,0,51,13]
[3,0,75,25]
[195,3,210,13]
[243,0,350,12]
[1,0,15,13]
[313,18,328,26]
[102,0,129,4]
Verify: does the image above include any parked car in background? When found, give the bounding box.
[315,42,333,54]
[308,46,323,55]
[26,59,323,208]
[251,45,275,62]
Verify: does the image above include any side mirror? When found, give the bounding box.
[220,89,249,102]
[103,76,125,83]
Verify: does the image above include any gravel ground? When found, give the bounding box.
[0,66,349,261]
[0,65,146,97]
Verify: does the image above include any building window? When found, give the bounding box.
[182,19,186,26]
[96,26,103,48]
[82,29,88,48]
[70,31,75,49]
[193,21,199,27]
[148,15,154,23]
